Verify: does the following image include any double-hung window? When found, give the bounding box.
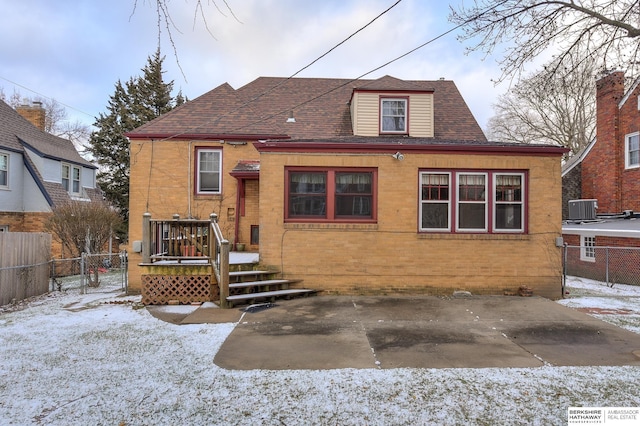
[420,173,451,231]
[62,163,81,195]
[0,153,8,187]
[196,148,222,194]
[286,168,376,222]
[380,98,407,133]
[580,235,596,262]
[625,132,639,169]
[494,174,523,231]
[420,170,526,233]
[457,173,487,231]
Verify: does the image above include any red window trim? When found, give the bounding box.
[194,146,223,196]
[285,166,378,223]
[379,96,409,135]
[418,169,529,234]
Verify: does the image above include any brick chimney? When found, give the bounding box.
[581,71,625,213]
[16,101,46,131]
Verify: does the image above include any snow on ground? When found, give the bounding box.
[1,276,640,425]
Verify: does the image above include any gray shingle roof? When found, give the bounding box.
[0,99,98,208]
[0,99,94,167]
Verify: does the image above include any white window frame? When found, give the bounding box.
[625,132,640,169]
[419,172,451,232]
[0,152,8,188]
[380,98,407,134]
[493,173,525,233]
[580,235,596,262]
[62,163,81,195]
[456,172,488,232]
[196,148,222,195]
[419,170,527,234]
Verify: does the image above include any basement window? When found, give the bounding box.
[580,236,596,262]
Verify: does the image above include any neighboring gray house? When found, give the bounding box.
[0,100,101,257]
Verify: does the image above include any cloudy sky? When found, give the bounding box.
[0,0,524,131]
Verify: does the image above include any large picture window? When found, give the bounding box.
[420,170,526,233]
[380,98,407,133]
[625,132,639,169]
[0,153,7,187]
[196,148,222,194]
[286,168,376,222]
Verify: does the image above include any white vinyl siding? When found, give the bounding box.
[407,93,433,137]
[351,92,379,136]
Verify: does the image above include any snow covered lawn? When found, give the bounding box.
[1,276,640,425]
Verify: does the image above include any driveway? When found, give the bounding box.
[149,295,640,369]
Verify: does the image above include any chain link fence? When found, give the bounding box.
[563,245,640,287]
[51,251,128,294]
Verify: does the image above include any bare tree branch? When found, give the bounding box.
[486,52,597,158]
[450,0,640,82]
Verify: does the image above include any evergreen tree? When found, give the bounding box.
[87,50,181,228]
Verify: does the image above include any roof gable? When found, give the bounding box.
[127,76,487,142]
[0,100,93,167]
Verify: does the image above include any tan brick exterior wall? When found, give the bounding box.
[127,139,259,292]
[258,151,564,299]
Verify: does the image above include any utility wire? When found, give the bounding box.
[0,75,96,120]
[163,0,505,138]
[153,0,405,141]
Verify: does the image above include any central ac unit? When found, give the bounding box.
[568,199,598,221]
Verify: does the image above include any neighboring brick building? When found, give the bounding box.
[127,75,567,299]
[562,71,640,284]
[0,100,102,258]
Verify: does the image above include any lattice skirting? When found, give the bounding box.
[142,275,218,305]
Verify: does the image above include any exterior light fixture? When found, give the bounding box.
[392,151,404,161]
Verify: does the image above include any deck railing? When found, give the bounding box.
[142,213,230,307]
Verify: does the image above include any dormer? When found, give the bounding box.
[350,76,434,137]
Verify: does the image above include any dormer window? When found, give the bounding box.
[380,98,407,134]
[62,163,81,195]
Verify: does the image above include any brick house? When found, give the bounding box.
[0,100,102,258]
[561,71,640,284]
[127,75,567,300]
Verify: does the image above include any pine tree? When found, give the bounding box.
[87,50,181,228]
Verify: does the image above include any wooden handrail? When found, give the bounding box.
[209,213,230,308]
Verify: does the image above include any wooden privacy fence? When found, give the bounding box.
[0,232,51,305]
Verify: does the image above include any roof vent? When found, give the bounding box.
[568,199,598,221]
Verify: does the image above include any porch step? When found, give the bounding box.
[229,270,278,282]
[226,289,317,306]
[229,279,297,291]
